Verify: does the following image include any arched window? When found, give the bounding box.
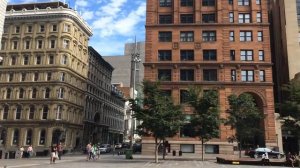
[56,105,62,120]
[6,88,11,99]
[26,129,32,145]
[16,105,22,120]
[32,88,37,98]
[29,105,35,119]
[19,88,24,99]
[12,129,19,145]
[57,88,64,99]
[45,88,50,98]
[3,105,9,120]
[42,106,48,119]
[39,129,46,145]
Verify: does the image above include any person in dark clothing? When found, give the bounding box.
[57,143,63,160]
[50,145,57,164]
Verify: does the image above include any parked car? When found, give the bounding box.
[133,143,142,153]
[115,143,122,149]
[99,144,112,153]
[247,147,284,159]
[122,142,130,149]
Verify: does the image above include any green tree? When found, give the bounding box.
[187,87,220,161]
[225,93,264,158]
[280,79,300,138]
[130,81,184,163]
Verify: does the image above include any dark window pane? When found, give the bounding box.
[158,50,172,61]
[181,14,194,23]
[202,14,216,23]
[159,32,172,42]
[203,69,218,81]
[203,50,217,60]
[180,69,194,81]
[158,69,172,81]
[159,15,172,24]
[181,50,194,61]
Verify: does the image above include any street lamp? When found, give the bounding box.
[130,42,141,149]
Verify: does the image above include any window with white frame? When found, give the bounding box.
[60,72,65,81]
[257,12,262,23]
[52,24,57,32]
[241,70,254,82]
[229,12,234,23]
[63,39,70,48]
[239,13,251,23]
[260,70,265,82]
[240,50,253,61]
[258,31,263,41]
[259,50,264,61]
[61,55,68,64]
[57,88,64,99]
[240,31,252,41]
[180,31,194,42]
[202,31,216,41]
[230,31,234,41]
[238,0,250,5]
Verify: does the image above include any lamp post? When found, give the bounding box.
[130,41,141,149]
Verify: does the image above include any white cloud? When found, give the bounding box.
[75,0,89,8]
[81,11,94,20]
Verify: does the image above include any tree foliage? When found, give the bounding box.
[281,79,300,135]
[130,81,184,163]
[187,87,220,161]
[225,93,264,157]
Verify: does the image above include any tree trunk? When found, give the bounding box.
[162,139,166,160]
[155,138,159,163]
[201,138,204,161]
[238,141,242,158]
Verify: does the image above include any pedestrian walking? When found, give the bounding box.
[57,142,63,160]
[19,146,24,159]
[86,143,92,161]
[27,145,33,158]
[50,145,58,164]
[96,143,101,159]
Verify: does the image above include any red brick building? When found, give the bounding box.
[143,0,277,154]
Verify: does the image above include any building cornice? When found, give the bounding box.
[5,7,92,36]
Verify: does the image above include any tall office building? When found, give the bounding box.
[0,0,7,50]
[0,2,92,155]
[270,0,300,154]
[144,0,277,154]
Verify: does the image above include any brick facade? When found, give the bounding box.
[144,0,277,155]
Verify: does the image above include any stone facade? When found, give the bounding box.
[0,2,92,155]
[144,0,277,155]
[0,0,7,49]
[83,47,125,146]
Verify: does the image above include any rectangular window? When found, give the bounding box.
[63,39,70,49]
[231,70,236,81]
[181,14,194,23]
[202,0,215,6]
[21,73,26,82]
[56,105,62,120]
[241,70,254,82]
[203,69,218,81]
[229,31,234,41]
[229,0,233,5]
[158,69,172,81]
[36,56,41,65]
[37,40,43,49]
[50,40,56,48]
[238,0,250,5]
[180,69,194,81]
[27,25,32,33]
[257,12,262,23]
[180,31,194,42]
[49,55,54,64]
[1,41,5,50]
[16,107,21,120]
[203,50,217,61]
[52,24,57,32]
[256,0,261,4]
[240,31,252,41]
[202,14,216,23]
[239,13,251,23]
[9,73,13,82]
[47,72,52,81]
[258,31,263,41]
[160,0,172,7]
[181,0,193,6]
[23,55,29,65]
[180,90,189,104]
[25,40,30,49]
[11,56,16,65]
[42,106,48,120]
[180,50,194,61]
[240,50,253,61]
[159,15,172,24]
[259,50,264,61]
[60,72,65,81]
[202,31,216,41]
[64,24,71,32]
[229,12,234,23]
[158,50,172,61]
[40,25,45,32]
[159,31,172,42]
[260,70,265,82]
[15,26,20,33]
[34,72,39,81]
[3,107,8,120]
[29,107,34,120]
[12,41,18,50]
[230,50,235,61]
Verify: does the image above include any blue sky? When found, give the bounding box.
[7,0,146,56]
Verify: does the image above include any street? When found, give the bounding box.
[0,154,292,168]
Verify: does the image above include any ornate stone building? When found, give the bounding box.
[0,0,7,50]
[144,0,277,154]
[83,47,125,146]
[0,2,92,155]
